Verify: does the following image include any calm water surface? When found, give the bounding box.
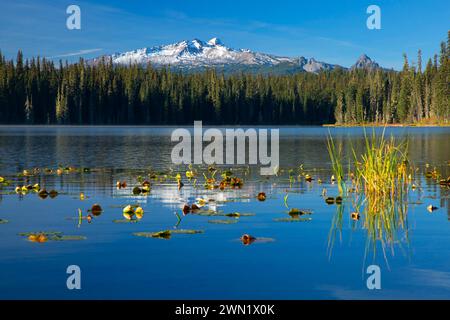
[0,126,449,299]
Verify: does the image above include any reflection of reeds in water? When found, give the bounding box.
[327,201,345,258]
[327,129,411,265]
[327,134,346,195]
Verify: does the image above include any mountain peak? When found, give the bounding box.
[96,38,385,74]
[300,57,336,73]
[352,54,380,69]
[207,37,222,46]
[358,53,371,60]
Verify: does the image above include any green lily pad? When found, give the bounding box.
[18,231,62,237]
[288,208,312,215]
[171,229,204,234]
[51,235,87,241]
[273,217,312,222]
[194,209,222,216]
[112,219,139,223]
[196,211,254,217]
[18,231,86,241]
[133,229,204,239]
[0,219,9,224]
[208,219,238,224]
[134,230,172,239]
[223,212,255,217]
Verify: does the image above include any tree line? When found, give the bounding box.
[0,33,448,125]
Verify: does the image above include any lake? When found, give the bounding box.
[0,126,449,299]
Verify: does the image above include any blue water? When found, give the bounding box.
[0,126,449,299]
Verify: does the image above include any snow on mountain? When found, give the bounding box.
[207,37,222,46]
[94,38,381,74]
[106,38,297,68]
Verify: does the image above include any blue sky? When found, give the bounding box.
[0,0,448,69]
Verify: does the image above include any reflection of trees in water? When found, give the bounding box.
[7,169,283,211]
[2,127,449,173]
[1,132,174,174]
[439,187,450,220]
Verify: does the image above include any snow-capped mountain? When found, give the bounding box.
[93,38,381,74]
[105,38,297,68]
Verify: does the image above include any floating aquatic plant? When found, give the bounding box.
[19,231,86,242]
[273,217,312,222]
[133,229,204,239]
[113,219,138,223]
[351,212,360,221]
[439,176,450,186]
[116,181,127,189]
[240,234,255,245]
[122,205,144,220]
[141,180,151,192]
[90,204,103,216]
[38,189,49,199]
[239,234,275,246]
[288,208,311,216]
[257,192,266,201]
[48,190,58,198]
[205,212,254,217]
[132,186,142,194]
[208,219,238,224]
[28,233,48,243]
[196,197,208,207]
[186,170,196,179]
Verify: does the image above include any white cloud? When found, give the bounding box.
[46,48,103,59]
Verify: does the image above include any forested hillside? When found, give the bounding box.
[0,33,448,125]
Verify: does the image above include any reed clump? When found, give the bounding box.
[351,130,409,202]
[327,129,411,260]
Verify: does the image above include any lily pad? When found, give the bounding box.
[273,217,312,222]
[196,211,254,217]
[195,210,223,216]
[223,212,243,217]
[247,237,275,243]
[19,231,62,237]
[90,204,103,216]
[133,229,204,239]
[134,230,172,239]
[52,235,87,241]
[208,219,238,224]
[171,229,204,235]
[0,219,9,224]
[19,231,86,242]
[288,208,312,215]
[239,234,275,245]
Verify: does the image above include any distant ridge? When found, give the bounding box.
[92,38,384,74]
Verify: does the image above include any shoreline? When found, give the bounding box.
[323,123,450,128]
[0,123,449,128]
